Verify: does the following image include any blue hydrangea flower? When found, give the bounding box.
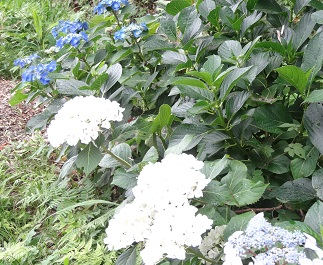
[114,22,148,41]
[94,0,129,14]
[21,61,57,85]
[55,32,88,49]
[51,20,88,38]
[14,54,39,68]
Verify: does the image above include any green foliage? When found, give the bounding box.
[6,0,323,263]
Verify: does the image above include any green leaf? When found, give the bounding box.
[267,155,290,174]
[301,31,323,82]
[151,104,172,133]
[202,55,222,76]
[59,156,77,179]
[101,63,122,94]
[241,11,262,37]
[94,49,108,64]
[9,90,28,106]
[223,212,256,241]
[158,18,177,41]
[304,201,323,234]
[276,65,309,94]
[294,0,311,14]
[56,79,94,96]
[290,146,319,179]
[304,103,323,154]
[142,146,159,163]
[202,156,229,180]
[292,12,316,50]
[109,49,133,64]
[177,84,214,101]
[178,6,198,34]
[225,91,251,120]
[312,169,323,200]
[166,0,191,16]
[116,246,137,265]
[202,180,232,206]
[271,178,317,203]
[172,77,207,89]
[305,90,323,103]
[75,142,103,176]
[255,0,283,13]
[26,110,53,132]
[165,134,194,155]
[219,66,253,100]
[218,40,242,64]
[168,124,211,152]
[253,103,293,134]
[198,0,216,19]
[207,7,221,28]
[90,73,109,91]
[162,51,188,65]
[255,41,286,56]
[312,10,323,24]
[112,168,138,190]
[99,143,132,168]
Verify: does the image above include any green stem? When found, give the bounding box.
[112,10,122,28]
[186,247,215,264]
[101,146,132,169]
[158,132,167,150]
[133,36,145,63]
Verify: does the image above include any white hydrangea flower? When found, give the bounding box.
[47,96,124,147]
[104,153,212,265]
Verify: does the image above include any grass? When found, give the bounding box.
[0,133,118,264]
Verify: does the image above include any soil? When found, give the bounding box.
[0,78,43,148]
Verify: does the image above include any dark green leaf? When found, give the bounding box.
[271,178,317,202]
[255,41,286,56]
[226,91,251,120]
[294,0,311,14]
[312,169,323,200]
[304,103,323,154]
[253,103,293,133]
[267,155,290,174]
[116,246,137,265]
[90,73,109,91]
[255,0,283,14]
[151,104,172,133]
[292,12,316,50]
[56,79,94,96]
[290,146,319,179]
[26,110,53,132]
[75,142,103,176]
[94,49,108,64]
[112,168,138,190]
[241,11,263,37]
[102,63,122,94]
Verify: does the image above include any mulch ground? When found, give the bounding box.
[0,78,43,148]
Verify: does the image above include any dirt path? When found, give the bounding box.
[0,78,42,148]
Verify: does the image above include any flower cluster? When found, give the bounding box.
[21,61,57,85]
[51,20,88,50]
[14,54,39,68]
[223,213,308,265]
[47,96,124,147]
[94,0,129,14]
[114,22,148,41]
[104,153,212,265]
[199,225,226,264]
[51,20,88,38]
[56,32,88,49]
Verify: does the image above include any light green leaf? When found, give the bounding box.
[90,73,109,91]
[99,143,132,168]
[218,40,242,64]
[75,142,103,176]
[223,212,255,241]
[162,51,188,65]
[166,0,191,16]
[304,201,323,234]
[178,6,198,34]
[202,156,229,180]
[276,65,309,94]
[290,146,319,179]
[312,10,323,24]
[112,168,138,190]
[165,134,194,155]
[177,84,214,101]
[198,0,216,19]
[151,104,172,133]
[241,11,262,37]
[304,90,323,103]
[9,90,28,106]
[294,0,311,14]
[202,55,222,76]
[142,146,159,163]
[56,79,94,96]
[202,180,232,206]
[172,77,208,89]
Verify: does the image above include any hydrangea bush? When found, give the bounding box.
[9,0,323,264]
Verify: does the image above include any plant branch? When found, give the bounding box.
[234,205,283,214]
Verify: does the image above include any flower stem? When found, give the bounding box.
[101,146,132,169]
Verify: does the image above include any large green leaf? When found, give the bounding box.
[294,0,311,14]
[177,84,214,101]
[99,143,132,168]
[312,169,323,200]
[178,6,198,34]
[312,10,323,24]
[267,155,290,174]
[158,18,177,41]
[116,246,137,265]
[166,0,190,15]
[241,11,263,37]
[75,142,103,176]
[292,12,316,50]
[165,134,194,155]
[276,65,309,94]
[304,90,323,103]
[218,40,242,64]
[253,103,293,134]
[304,103,323,154]
[255,0,283,13]
[223,212,255,241]
[9,89,28,106]
[225,91,251,120]
[202,180,232,206]
[270,178,317,203]
[112,169,138,190]
[290,146,319,179]
[301,31,323,81]
[198,0,216,19]
[202,156,230,180]
[56,80,94,96]
[304,201,323,235]
[162,51,188,65]
[150,104,173,133]
[101,63,122,94]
